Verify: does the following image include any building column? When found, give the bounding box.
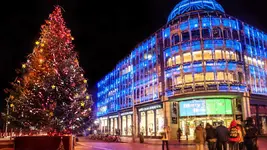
[132,106,137,142]
[242,92,251,120]
[118,113,122,135]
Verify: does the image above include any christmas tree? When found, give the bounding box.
[5,6,93,134]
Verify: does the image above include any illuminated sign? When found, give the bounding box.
[180,99,232,117]
[138,104,162,112]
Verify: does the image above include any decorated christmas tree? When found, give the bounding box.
[5,6,93,134]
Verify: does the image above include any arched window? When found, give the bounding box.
[213,27,222,38]
[172,34,180,45]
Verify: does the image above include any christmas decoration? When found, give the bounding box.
[5,6,93,134]
[57,137,65,150]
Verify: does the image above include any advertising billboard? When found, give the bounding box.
[179,99,232,117]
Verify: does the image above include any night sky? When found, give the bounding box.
[0,0,267,111]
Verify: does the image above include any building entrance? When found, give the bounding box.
[179,116,233,140]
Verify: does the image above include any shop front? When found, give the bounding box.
[121,111,133,136]
[250,104,267,134]
[178,99,234,140]
[138,104,164,137]
[108,115,118,135]
[99,117,108,133]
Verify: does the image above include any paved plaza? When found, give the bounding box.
[75,137,267,150]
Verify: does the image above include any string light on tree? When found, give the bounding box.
[5,6,93,133]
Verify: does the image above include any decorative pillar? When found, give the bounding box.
[118,112,121,135]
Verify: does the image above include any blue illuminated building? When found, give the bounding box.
[96,0,267,139]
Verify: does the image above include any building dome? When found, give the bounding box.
[168,0,225,22]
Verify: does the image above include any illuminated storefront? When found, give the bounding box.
[121,111,133,136]
[179,99,233,139]
[109,115,118,135]
[97,0,267,139]
[138,104,164,137]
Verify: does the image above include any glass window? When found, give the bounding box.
[225,51,230,60]
[122,116,127,136]
[230,51,236,61]
[228,72,234,81]
[206,72,215,81]
[127,115,132,136]
[182,32,190,41]
[147,110,155,136]
[252,58,257,66]
[164,38,170,48]
[175,55,181,65]
[191,30,200,40]
[175,76,182,85]
[172,34,180,45]
[223,28,231,39]
[204,50,212,60]
[193,51,202,61]
[202,29,210,39]
[213,27,222,38]
[194,73,204,82]
[217,72,225,80]
[156,109,164,136]
[215,50,222,59]
[232,30,239,40]
[167,57,172,67]
[183,52,192,63]
[140,112,147,136]
[184,74,193,83]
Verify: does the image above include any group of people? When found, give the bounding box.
[192,117,258,150]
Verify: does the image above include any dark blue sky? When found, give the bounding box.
[0,0,267,111]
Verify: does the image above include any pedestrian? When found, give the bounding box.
[177,128,182,143]
[206,123,217,150]
[216,122,229,150]
[244,117,258,150]
[161,126,170,150]
[185,125,190,141]
[228,120,241,150]
[194,124,205,150]
[236,120,246,150]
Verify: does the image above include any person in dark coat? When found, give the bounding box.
[244,117,258,150]
[216,122,229,150]
[206,123,217,150]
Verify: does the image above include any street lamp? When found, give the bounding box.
[5,96,11,137]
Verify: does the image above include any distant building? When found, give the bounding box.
[96,0,267,139]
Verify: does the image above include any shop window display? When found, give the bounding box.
[127,115,132,136]
[193,51,202,61]
[183,52,192,63]
[122,116,127,136]
[156,109,164,136]
[140,112,147,135]
[110,119,114,135]
[147,110,155,136]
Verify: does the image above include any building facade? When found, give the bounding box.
[96,0,267,140]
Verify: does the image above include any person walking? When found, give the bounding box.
[216,122,229,150]
[177,128,182,143]
[206,123,217,150]
[194,124,205,150]
[236,120,246,150]
[161,126,170,150]
[244,117,258,150]
[228,120,241,150]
